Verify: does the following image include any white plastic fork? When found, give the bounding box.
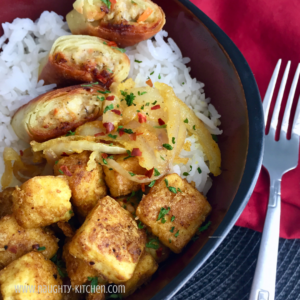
[249,60,300,300]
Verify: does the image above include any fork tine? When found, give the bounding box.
[292,93,300,137]
[263,59,281,126]
[270,61,291,132]
[281,63,300,135]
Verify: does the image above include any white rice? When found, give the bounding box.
[0,11,222,194]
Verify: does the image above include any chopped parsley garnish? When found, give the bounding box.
[136,110,141,112]
[182,82,185,85]
[197,167,202,174]
[109,143,113,146]
[171,216,175,222]
[37,246,46,251]
[212,134,218,142]
[111,46,126,53]
[199,221,211,232]
[125,93,136,106]
[131,0,137,3]
[193,125,196,130]
[154,168,160,176]
[98,90,110,94]
[174,230,179,237]
[103,104,114,113]
[69,210,73,214]
[102,158,108,165]
[81,82,98,87]
[183,172,189,176]
[163,143,173,150]
[138,221,144,229]
[103,41,107,45]
[120,90,127,96]
[127,191,135,201]
[141,105,144,110]
[177,188,182,192]
[164,178,169,187]
[123,150,133,160]
[172,137,176,144]
[107,68,113,73]
[154,125,167,129]
[138,91,147,96]
[135,59,142,63]
[108,133,117,139]
[152,100,157,105]
[117,125,124,131]
[87,277,98,290]
[59,169,64,175]
[160,155,165,160]
[184,118,189,123]
[146,237,160,250]
[97,95,105,101]
[158,74,161,79]
[161,218,166,224]
[145,102,150,106]
[168,186,177,194]
[50,254,67,278]
[123,205,127,209]
[108,294,122,299]
[66,130,75,136]
[123,128,134,134]
[170,227,175,233]
[55,161,58,165]
[128,172,135,177]
[150,71,154,75]
[148,180,156,187]
[157,207,170,223]
[169,239,172,243]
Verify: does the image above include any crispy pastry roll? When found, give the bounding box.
[39,35,130,87]
[11,85,104,143]
[66,0,166,47]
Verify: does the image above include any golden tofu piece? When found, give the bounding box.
[54,151,107,217]
[103,155,146,197]
[69,196,146,283]
[12,176,73,228]
[57,222,75,238]
[86,290,105,300]
[0,188,14,219]
[145,234,170,264]
[120,251,158,298]
[0,251,62,300]
[0,215,58,269]
[63,241,100,287]
[136,174,212,253]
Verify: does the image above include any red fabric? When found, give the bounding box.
[191,0,300,239]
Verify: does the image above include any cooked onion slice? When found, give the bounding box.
[30,135,126,157]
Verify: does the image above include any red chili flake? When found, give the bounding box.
[94,132,105,137]
[108,41,118,47]
[102,153,108,159]
[146,78,153,87]
[136,132,143,136]
[111,109,121,115]
[8,246,17,254]
[151,105,161,110]
[145,168,154,178]
[129,133,137,141]
[19,150,24,156]
[106,95,115,101]
[158,118,165,125]
[156,247,163,257]
[141,183,146,192]
[138,113,147,123]
[118,129,125,136]
[60,165,72,177]
[103,122,115,133]
[61,152,68,156]
[131,148,142,157]
[110,0,117,9]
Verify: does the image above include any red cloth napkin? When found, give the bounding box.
[191,0,300,239]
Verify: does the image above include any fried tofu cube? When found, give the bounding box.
[120,251,158,298]
[0,188,14,219]
[103,155,146,197]
[54,151,107,217]
[63,241,101,287]
[69,196,146,283]
[0,215,58,269]
[12,176,73,228]
[136,174,212,253]
[0,251,62,300]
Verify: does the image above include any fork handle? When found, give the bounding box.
[249,176,281,300]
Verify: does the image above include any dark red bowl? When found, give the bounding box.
[0,0,264,299]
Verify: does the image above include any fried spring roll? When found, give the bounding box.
[11,85,104,143]
[66,0,166,48]
[38,35,130,88]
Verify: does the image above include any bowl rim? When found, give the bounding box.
[151,1,264,299]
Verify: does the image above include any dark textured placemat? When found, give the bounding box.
[172,226,300,300]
